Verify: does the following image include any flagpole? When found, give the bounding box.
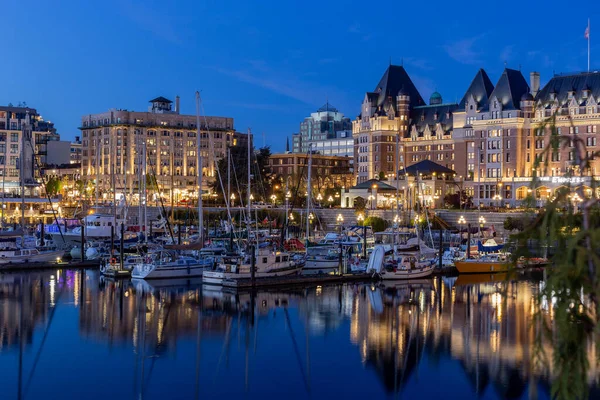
[588,18,591,72]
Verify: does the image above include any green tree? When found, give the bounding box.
[443,190,472,209]
[353,197,366,212]
[511,111,600,400]
[364,216,386,232]
[45,177,63,196]
[209,145,273,204]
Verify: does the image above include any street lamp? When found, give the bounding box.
[478,216,486,236]
[371,184,378,209]
[230,193,235,207]
[270,194,277,206]
[368,194,375,210]
[336,213,344,233]
[458,215,466,238]
[357,212,364,225]
[358,212,367,258]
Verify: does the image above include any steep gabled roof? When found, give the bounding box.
[488,68,530,110]
[400,160,455,176]
[536,71,600,105]
[458,69,495,110]
[411,103,458,131]
[351,179,397,191]
[317,101,339,113]
[372,65,425,107]
[149,96,172,103]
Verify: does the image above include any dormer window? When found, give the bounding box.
[568,91,575,99]
[550,93,556,101]
[421,115,425,122]
[583,89,590,98]
[469,104,473,110]
[494,101,498,109]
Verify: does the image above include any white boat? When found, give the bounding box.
[368,245,434,280]
[304,247,339,272]
[379,255,434,280]
[50,213,136,247]
[203,250,304,285]
[0,233,63,264]
[131,250,214,279]
[0,247,64,264]
[432,247,465,268]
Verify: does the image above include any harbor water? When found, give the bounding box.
[0,269,598,399]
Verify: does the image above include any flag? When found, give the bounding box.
[585,25,590,39]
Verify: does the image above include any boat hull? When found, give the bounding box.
[304,258,339,270]
[0,250,64,264]
[454,260,511,274]
[203,265,302,285]
[131,263,209,279]
[379,265,434,280]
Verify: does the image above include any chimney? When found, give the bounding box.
[530,72,540,97]
[75,136,80,142]
[175,95,180,114]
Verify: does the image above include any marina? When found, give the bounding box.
[0,267,598,399]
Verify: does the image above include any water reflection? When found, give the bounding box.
[0,269,599,399]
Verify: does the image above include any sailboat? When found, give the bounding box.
[0,230,63,264]
[132,91,212,280]
[203,128,304,285]
[0,113,63,264]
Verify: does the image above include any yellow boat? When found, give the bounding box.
[454,253,512,274]
[455,273,509,286]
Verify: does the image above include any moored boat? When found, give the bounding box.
[131,250,214,279]
[454,253,512,274]
[202,250,304,285]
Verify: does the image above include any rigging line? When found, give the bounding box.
[212,317,233,383]
[143,299,174,389]
[25,140,65,244]
[145,148,175,242]
[22,284,67,397]
[197,100,236,235]
[230,149,248,224]
[283,308,310,394]
[280,148,310,247]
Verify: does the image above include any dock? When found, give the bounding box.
[0,259,101,272]
[221,273,375,289]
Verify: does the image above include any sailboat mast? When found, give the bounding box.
[305,144,312,244]
[247,128,252,241]
[95,137,100,207]
[137,138,142,237]
[112,133,116,223]
[142,141,148,244]
[20,121,26,230]
[196,91,203,247]
[1,134,5,227]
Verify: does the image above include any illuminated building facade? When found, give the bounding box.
[354,65,600,208]
[80,96,246,202]
[0,105,59,195]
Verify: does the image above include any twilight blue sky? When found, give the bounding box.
[2,0,600,151]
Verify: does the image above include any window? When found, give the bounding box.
[10,133,18,142]
[506,153,511,163]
